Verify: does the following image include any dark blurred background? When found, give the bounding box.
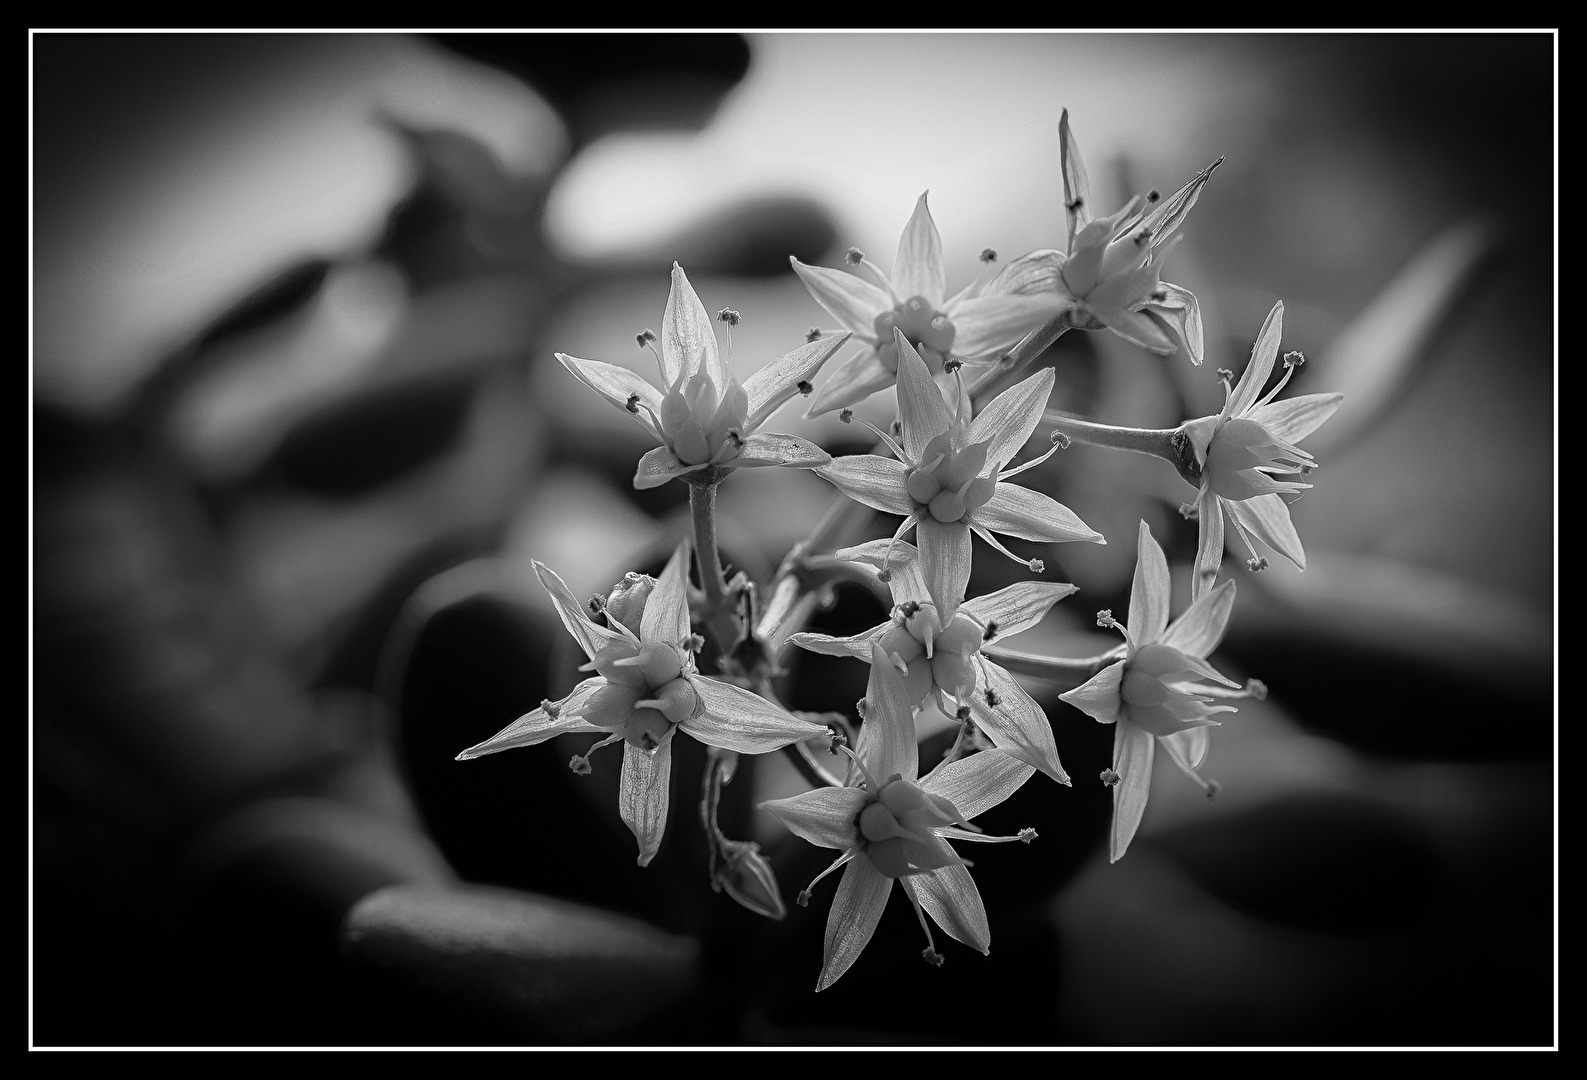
[31,32,1555,1047]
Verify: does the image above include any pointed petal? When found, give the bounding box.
[961,580,1077,642]
[859,640,920,782]
[1138,157,1220,248]
[1096,304,1179,355]
[1192,491,1225,602]
[683,676,831,753]
[1246,392,1345,445]
[455,677,606,758]
[1147,281,1204,364]
[803,345,895,418]
[1109,721,1156,863]
[1230,301,1284,416]
[734,432,831,470]
[1059,108,1093,250]
[965,366,1054,469]
[533,560,627,660]
[633,445,705,489]
[742,331,853,430]
[972,483,1103,544]
[1161,578,1236,659]
[788,622,890,660]
[948,294,1068,357]
[894,332,953,461]
[640,539,691,646]
[892,192,946,305]
[817,857,892,991]
[1228,492,1307,569]
[921,748,1036,819]
[917,517,971,625]
[620,737,673,867]
[985,248,1067,297]
[1127,519,1172,644]
[1057,661,1126,725]
[662,262,722,388]
[816,455,915,516]
[555,353,663,438]
[909,865,990,954]
[760,787,869,850]
[970,659,1069,784]
[1161,725,1211,774]
[790,256,892,336]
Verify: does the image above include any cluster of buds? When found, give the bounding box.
[458,109,1341,991]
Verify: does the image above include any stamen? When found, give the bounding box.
[801,849,859,904]
[805,328,823,343]
[588,594,607,616]
[880,510,925,583]
[970,523,1041,570]
[1246,556,1268,573]
[797,379,814,396]
[1065,197,1084,212]
[1018,828,1038,843]
[716,308,741,326]
[624,393,640,414]
[1145,189,1161,203]
[903,881,943,969]
[979,248,998,263]
[569,755,592,776]
[981,621,998,642]
[1244,678,1268,700]
[894,600,922,623]
[996,432,1066,480]
[1178,501,1199,521]
[984,688,1000,707]
[636,329,656,347]
[943,357,963,374]
[835,743,880,792]
[828,728,848,754]
[1100,768,1121,787]
[855,697,868,721]
[845,247,864,264]
[844,247,894,295]
[955,705,971,722]
[685,633,707,653]
[1255,350,1305,409]
[1096,609,1123,631]
[541,698,561,718]
[1028,558,1045,574]
[838,408,906,460]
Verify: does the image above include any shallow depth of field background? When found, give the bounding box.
[32,32,1555,1047]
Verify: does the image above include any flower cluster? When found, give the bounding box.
[456,109,1341,992]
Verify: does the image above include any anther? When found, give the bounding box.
[685,633,707,653]
[1178,502,1199,520]
[828,728,847,754]
[997,352,1013,366]
[1246,556,1269,573]
[806,327,822,342]
[1018,828,1037,843]
[1095,609,1117,628]
[1146,189,1161,203]
[1066,197,1084,211]
[1151,288,1168,302]
[638,732,658,751]
[845,247,864,265]
[1133,227,1154,246]
[855,698,868,720]
[896,600,922,621]
[838,408,854,424]
[625,393,641,413]
[955,705,971,722]
[1100,768,1120,787]
[1051,431,1071,449]
[1283,350,1306,369]
[943,358,963,374]
[588,594,607,616]
[542,698,560,718]
[1216,367,1235,383]
[1205,780,1222,800]
[922,948,945,968]
[980,248,998,263]
[717,308,741,326]
[1245,678,1268,701]
[727,428,744,447]
[982,621,999,642]
[1028,558,1045,573]
[890,420,903,436]
[797,379,814,396]
[796,889,812,908]
[569,755,593,776]
[984,689,1000,707]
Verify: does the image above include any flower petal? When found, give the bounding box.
[633,445,705,490]
[620,735,674,867]
[455,677,606,759]
[734,432,831,470]
[1059,108,1093,250]
[1127,520,1172,645]
[1228,492,1307,569]
[759,787,869,850]
[985,248,1066,297]
[894,332,953,462]
[683,676,832,753]
[948,294,1068,357]
[556,353,663,439]
[831,539,928,604]
[1192,490,1225,601]
[662,262,723,388]
[1138,158,1220,250]
[1147,281,1204,365]
[1246,391,1345,446]
[1161,577,1236,659]
[972,483,1103,544]
[921,748,1036,819]
[965,366,1054,470]
[1057,660,1126,725]
[741,331,852,430]
[1095,304,1179,355]
[790,256,893,337]
[916,517,972,625]
[858,640,920,782]
[803,345,895,418]
[970,658,1070,785]
[1230,301,1284,416]
[907,865,990,955]
[788,622,890,660]
[1160,724,1211,774]
[1109,720,1156,863]
[891,191,946,305]
[816,455,915,516]
[641,539,692,646]
[817,857,892,991]
[961,580,1077,642]
[533,559,628,660]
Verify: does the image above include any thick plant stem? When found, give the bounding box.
[688,480,742,655]
[1042,412,1179,459]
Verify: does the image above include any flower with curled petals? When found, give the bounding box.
[988,108,1218,363]
[790,192,1065,416]
[1180,300,1344,598]
[788,539,1073,787]
[761,642,1039,991]
[456,540,829,867]
[815,329,1103,624]
[557,262,851,489]
[1058,521,1261,863]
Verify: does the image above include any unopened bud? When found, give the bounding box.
[955,705,971,722]
[1205,780,1222,800]
[625,393,641,413]
[715,841,786,920]
[603,571,657,636]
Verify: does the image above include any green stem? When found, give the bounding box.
[1042,411,1179,459]
[688,480,742,656]
[980,644,1123,690]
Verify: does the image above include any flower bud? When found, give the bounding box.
[715,840,786,921]
[604,571,657,636]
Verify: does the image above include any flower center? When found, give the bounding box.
[856,776,964,879]
[1120,642,1212,738]
[1204,417,1314,501]
[905,432,997,523]
[874,295,956,372]
[659,370,749,465]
